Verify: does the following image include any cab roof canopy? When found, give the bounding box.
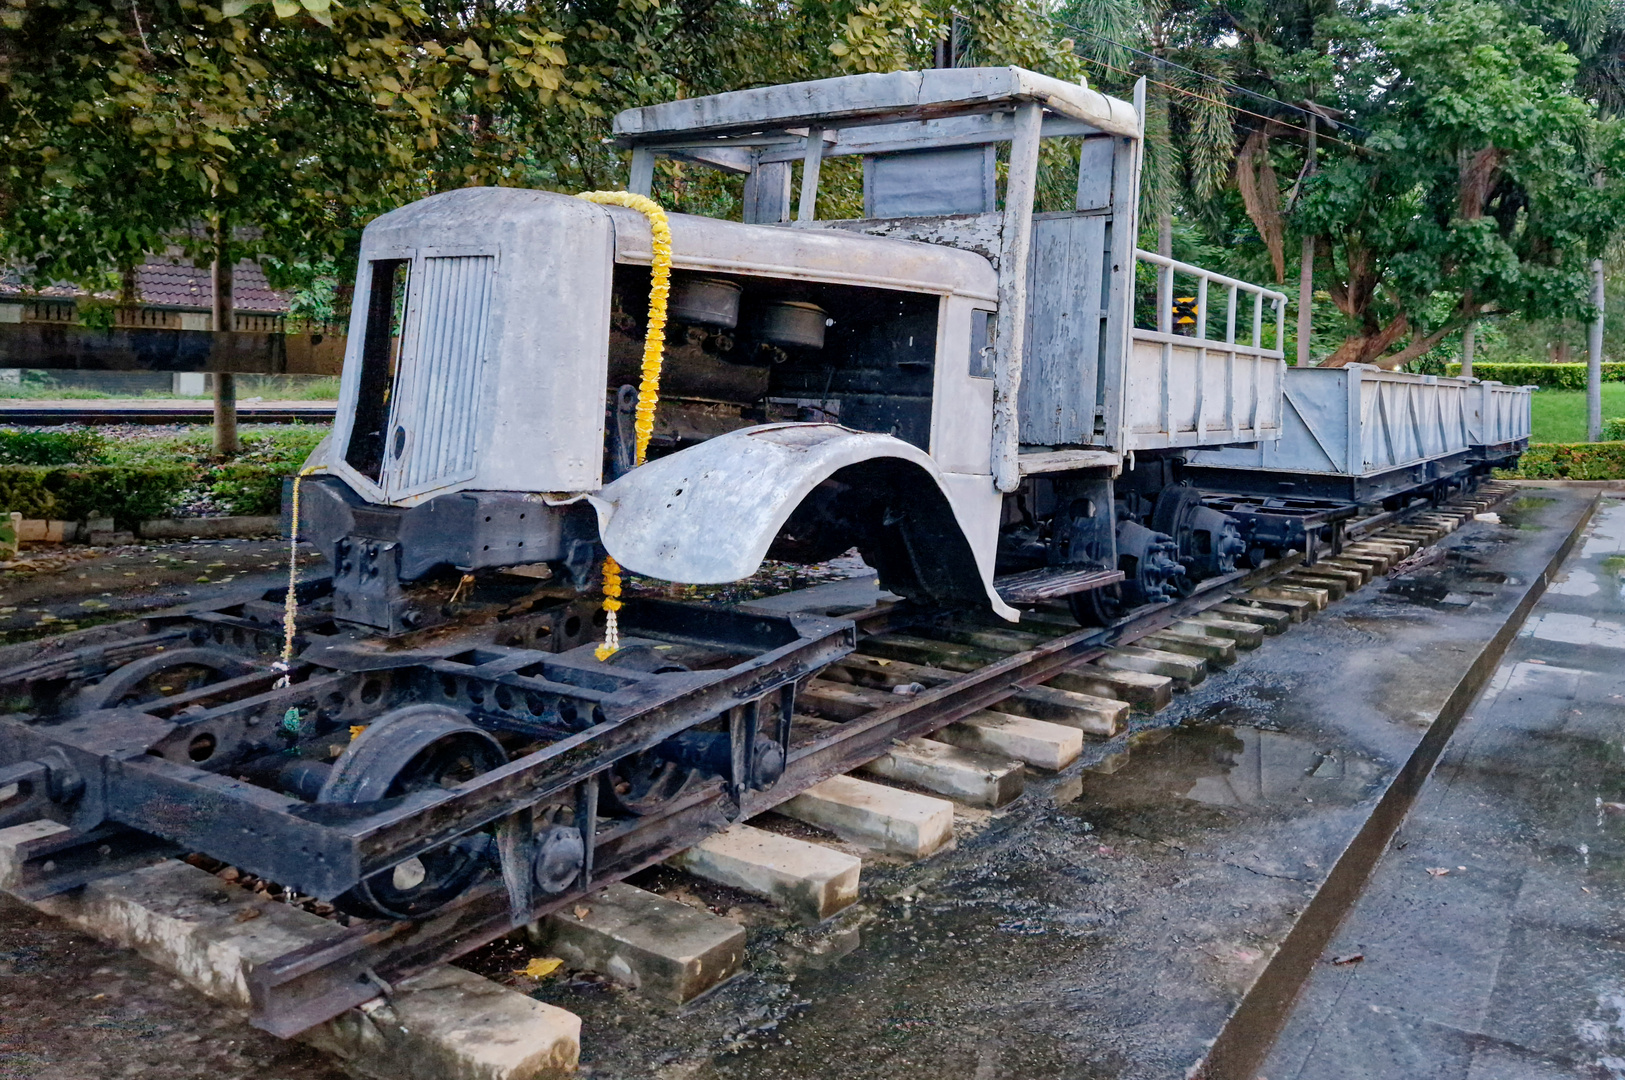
[611,66,1141,189]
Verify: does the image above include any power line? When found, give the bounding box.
[1060,21,1370,140]
[1075,51,1377,157]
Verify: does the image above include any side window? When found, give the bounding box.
[968,309,995,379]
[345,259,410,482]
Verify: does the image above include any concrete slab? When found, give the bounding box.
[1250,583,1330,609]
[857,633,999,673]
[670,823,860,922]
[779,775,956,858]
[1094,645,1207,687]
[861,737,1026,808]
[1177,615,1264,649]
[1140,629,1237,665]
[1045,665,1174,711]
[538,881,745,1004]
[984,683,1127,736]
[934,709,1083,770]
[1210,601,1292,633]
[1282,572,1347,600]
[0,831,580,1080]
[1299,563,1365,589]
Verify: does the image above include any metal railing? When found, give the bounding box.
[1134,249,1288,354]
[1123,249,1290,449]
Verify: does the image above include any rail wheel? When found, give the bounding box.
[319,704,507,919]
[1069,584,1124,627]
[600,748,698,816]
[69,648,257,713]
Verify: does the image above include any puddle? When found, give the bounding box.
[1073,721,1383,812]
[1523,611,1625,651]
[1495,495,1557,532]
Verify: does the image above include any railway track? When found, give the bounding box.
[0,401,336,425]
[0,478,1519,1057]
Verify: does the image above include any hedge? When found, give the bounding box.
[0,466,193,526]
[1444,362,1625,388]
[1501,442,1625,480]
[0,463,293,525]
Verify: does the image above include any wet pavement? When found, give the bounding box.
[1262,497,1625,1080]
[0,539,321,648]
[0,487,1602,1080]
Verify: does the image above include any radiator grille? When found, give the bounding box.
[386,254,494,497]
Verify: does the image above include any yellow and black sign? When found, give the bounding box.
[1172,296,1198,336]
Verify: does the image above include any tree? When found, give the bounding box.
[1293,0,1621,368]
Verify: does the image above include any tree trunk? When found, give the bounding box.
[1296,116,1316,367]
[211,217,238,456]
[1589,257,1605,442]
[1321,317,1413,368]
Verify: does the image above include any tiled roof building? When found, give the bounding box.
[0,252,290,331]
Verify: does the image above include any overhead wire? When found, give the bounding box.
[1061,21,1368,138]
[1073,51,1378,157]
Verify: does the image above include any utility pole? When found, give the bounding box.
[1589,256,1605,441]
[1296,111,1317,367]
[211,216,239,456]
[1461,321,1475,378]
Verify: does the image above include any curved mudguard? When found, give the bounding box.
[588,423,1017,619]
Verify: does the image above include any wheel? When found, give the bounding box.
[319,704,507,919]
[600,748,699,816]
[68,648,257,713]
[1151,487,1246,583]
[1068,584,1124,627]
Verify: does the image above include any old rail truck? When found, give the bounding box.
[0,67,1531,1035]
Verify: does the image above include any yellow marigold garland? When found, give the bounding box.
[576,190,672,660]
[274,465,322,688]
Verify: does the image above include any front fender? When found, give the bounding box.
[587,424,1016,619]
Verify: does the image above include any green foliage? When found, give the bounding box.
[1296,0,1621,367]
[1442,362,1625,388]
[1504,441,1625,479]
[0,465,192,525]
[1604,418,1625,440]
[0,427,107,465]
[0,424,326,522]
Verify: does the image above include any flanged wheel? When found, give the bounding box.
[1068,584,1124,627]
[319,704,507,918]
[69,648,257,713]
[600,748,698,817]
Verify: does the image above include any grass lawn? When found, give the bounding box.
[1530,386,1625,442]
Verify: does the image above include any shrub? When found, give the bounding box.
[1446,362,1625,389]
[1501,442,1625,480]
[0,427,107,465]
[208,463,290,516]
[0,424,328,524]
[0,465,192,526]
[1604,419,1625,441]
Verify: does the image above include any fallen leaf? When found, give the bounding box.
[514,957,563,980]
[1426,867,1450,877]
[1331,953,1364,965]
[573,905,591,920]
[234,907,261,923]
[1602,802,1625,815]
